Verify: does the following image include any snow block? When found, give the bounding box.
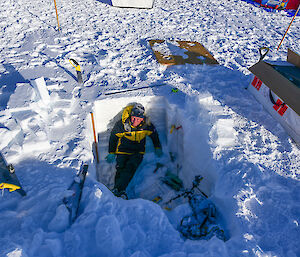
[214,119,237,148]
[0,116,21,150]
[112,0,154,9]
[48,204,70,232]
[95,215,124,256]
[31,77,51,105]
[248,49,300,145]
[7,83,36,110]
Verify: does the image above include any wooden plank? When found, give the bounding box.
[149,40,218,66]
[287,48,300,68]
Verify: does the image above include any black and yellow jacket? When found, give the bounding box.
[108,105,161,155]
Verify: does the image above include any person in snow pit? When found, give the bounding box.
[105,103,162,198]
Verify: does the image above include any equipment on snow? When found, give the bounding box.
[63,164,88,223]
[69,59,83,84]
[160,170,183,191]
[169,122,183,176]
[0,183,20,193]
[112,188,128,199]
[149,40,219,66]
[53,0,61,31]
[149,175,208,211]
[161,176,227,241]
[153,162,164,173]
[104,84,166,96]
[179,195,228,241]
[277,4,300,50]
[253,0,300,10]
[90,112,99,163]
[164,175,207,207]
[248,48,300,145]
[0,152,26,196]
[259,47,270,61]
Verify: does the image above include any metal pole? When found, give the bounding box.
[53,0,61,31]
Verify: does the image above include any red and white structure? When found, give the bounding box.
[248,49,300,145]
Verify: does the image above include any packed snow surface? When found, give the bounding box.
[0,0,300,256]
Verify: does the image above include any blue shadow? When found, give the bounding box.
[0,63,29,110]
[96,0,112,6]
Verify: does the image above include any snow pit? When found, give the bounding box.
[88,96,219,207]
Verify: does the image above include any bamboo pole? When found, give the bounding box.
[53,0,61,31]
[277,5,300,51]
[90,112,99,163]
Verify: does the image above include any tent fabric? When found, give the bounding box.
[253,0,300,10]
[287,0,300,9]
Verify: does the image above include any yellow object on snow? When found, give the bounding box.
[0,183,21,192]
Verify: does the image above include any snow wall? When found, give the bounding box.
[87,96,219,199]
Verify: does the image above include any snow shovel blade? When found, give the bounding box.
[76,70,83,84]
[0,153,26,196]
[69,59,83,84]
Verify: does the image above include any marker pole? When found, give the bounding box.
[277,5,300,51]
[90,112,99,163]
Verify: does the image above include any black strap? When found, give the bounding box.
[269,89,285,107]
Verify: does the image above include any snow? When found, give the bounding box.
[1,0,300,256]
[31,77,51,105]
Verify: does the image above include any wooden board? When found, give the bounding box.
[287,48,300,68]
[149,40,219,66]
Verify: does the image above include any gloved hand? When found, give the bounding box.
[155,148,163,158]
[105,153,116,163]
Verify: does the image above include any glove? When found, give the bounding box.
[155,148,163,158]
[105,153,116,163]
